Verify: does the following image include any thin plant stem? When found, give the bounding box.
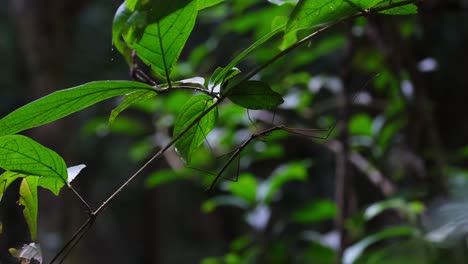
[48,1,419,262]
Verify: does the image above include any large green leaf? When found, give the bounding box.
[19,176,38,241]
[226,80,284,110]
[0,171,23,202]
[125,0,198,79]
[173,94,217,164]
[0,81,154,136]
[282,0,416,48]
[0,135,67,195]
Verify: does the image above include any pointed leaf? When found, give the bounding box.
[0,171,23,202]
[0,81,154,136]
[112,4,134,64]
[126,0,198,79]
[109,90,156,125]
[19,176,38,241]
[198,0,224,10]
[227,80,283,110]
[0,135,67,195]
[173,94,217,164]
[281,0,414,48]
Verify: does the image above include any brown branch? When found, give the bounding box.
[48,1,420,262]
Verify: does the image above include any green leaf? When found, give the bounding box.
[343,226,416,264]
[0,171,23,202]
[349,113,373,136]
[210,24,285,87]
[0,135,67,195]
[173,94,217,163]
[201,195,250,213]
[378,0,418,15]
[282,0,391,48]
[198,0,224,10]
[19,176,38,241]
[0,81,154,137]
[112,4,134,64]
[223,173,258,204]
[109,90,156,125]
[209,67,241,89]
[263,160,310,202]
[226,80,284,110]
[282,0,356,48]
[364,198,405,221]
[125,0,144,11]
[144,169,192,188]
[126,0,198,79]
[291,199,337,223]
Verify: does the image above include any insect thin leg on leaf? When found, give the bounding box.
[246,109,258,129]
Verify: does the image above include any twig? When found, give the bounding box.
[206,123,337,192]
[49,1,419,262]
[67,185,93,215]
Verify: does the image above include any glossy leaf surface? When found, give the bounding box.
[0,135,67,195]
[19,176,38,240]
[173,94,217,163]
[0,81,154,136]
[227,80,284,110]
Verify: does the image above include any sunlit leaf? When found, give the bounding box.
[0,171,23,202]
[125,0,198,79]
[0,135,67,195]
[282,0,416,48]
[198,0,225,10]
[19,176,38,241]
[173,94,217,164]
[349,113,373,136]
[0,81,154,137]
[223,173,258,204]
[226,80,284,110]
